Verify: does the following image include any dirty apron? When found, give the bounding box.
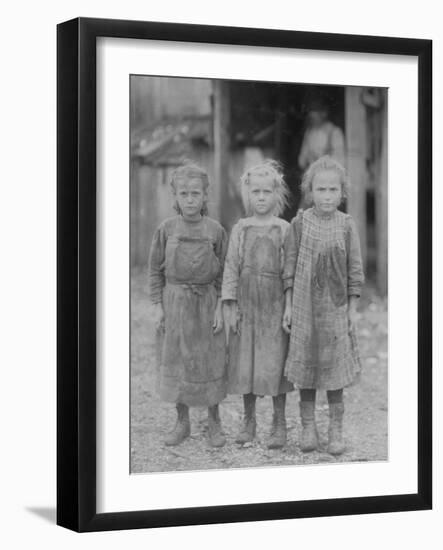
[157,234,226,407]
[285,209,362,390]
[228,225,293,396]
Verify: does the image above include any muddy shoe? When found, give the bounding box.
[164,403,190,446]
[299,401,318,452]
[267,415,287,449]
[235,393,257,444]
[208,405,226,448]
[327,402,345,455]
[267,394,287,449]
[235,417,257,444]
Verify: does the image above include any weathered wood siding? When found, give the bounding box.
[345,87,368,270]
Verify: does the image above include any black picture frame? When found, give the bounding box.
[57,17,432,532]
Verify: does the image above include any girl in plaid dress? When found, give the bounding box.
[282,156,364,455]
[222,161,293,449]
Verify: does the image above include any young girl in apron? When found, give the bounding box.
[222,161,293,449]
[148,163,228,447]
[282,155,364,455]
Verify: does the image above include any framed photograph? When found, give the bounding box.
[57,17,432,532]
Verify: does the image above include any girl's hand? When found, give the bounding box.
[347,307,359,331]
[213,302,224,334]
[222,301,240,335]
[282,305,292,334]
[153,303,165,332]
[347,296,360,331]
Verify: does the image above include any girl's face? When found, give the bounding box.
[175,177,206,220]
[248,174,277,217]
[311,169,342,214]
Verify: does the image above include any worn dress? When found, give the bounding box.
[148,215,228,407]
[222,217,294,396]
[283,208,364,390]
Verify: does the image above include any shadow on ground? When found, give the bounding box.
[26,507,56,524]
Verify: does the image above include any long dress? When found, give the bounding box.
[148,215,227,407]
[283,208,365,390]
[222,217,294,396]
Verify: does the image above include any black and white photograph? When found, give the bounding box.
[1,0,439,542]
[130,75,388,474]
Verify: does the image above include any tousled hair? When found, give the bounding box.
[301,155,350,206]
[170,162,210,216]
[240,159,290,217]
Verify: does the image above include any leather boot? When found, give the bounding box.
[164,403,190,446]
[207,405,226,447]
[235,394,257,444]
[327,402,345,455]
[267,394,287,449]
[299,401,319,452]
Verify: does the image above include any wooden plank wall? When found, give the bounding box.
[345,87,368,270]
[376,101,388,296]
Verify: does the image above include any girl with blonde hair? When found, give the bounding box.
[222,160,293,449]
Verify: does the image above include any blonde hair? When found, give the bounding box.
[301,155,350,206]
[170,162,210,216]
[240,160,290,217]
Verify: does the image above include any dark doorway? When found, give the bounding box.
[229,81,345,220]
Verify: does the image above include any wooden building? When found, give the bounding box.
[131,76,388,295]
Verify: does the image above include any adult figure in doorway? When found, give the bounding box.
[298,98,346,172]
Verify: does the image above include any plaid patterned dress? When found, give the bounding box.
[283,208,364,390]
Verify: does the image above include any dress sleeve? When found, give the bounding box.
[213,225,228,297]
[282,214,302,291]
[346,216,365,297]
[298,131,310,171]
[330,125,346,168]
[148,224,167,304]
[221,222,241,301]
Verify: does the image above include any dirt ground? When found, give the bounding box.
[130,268,388,473]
